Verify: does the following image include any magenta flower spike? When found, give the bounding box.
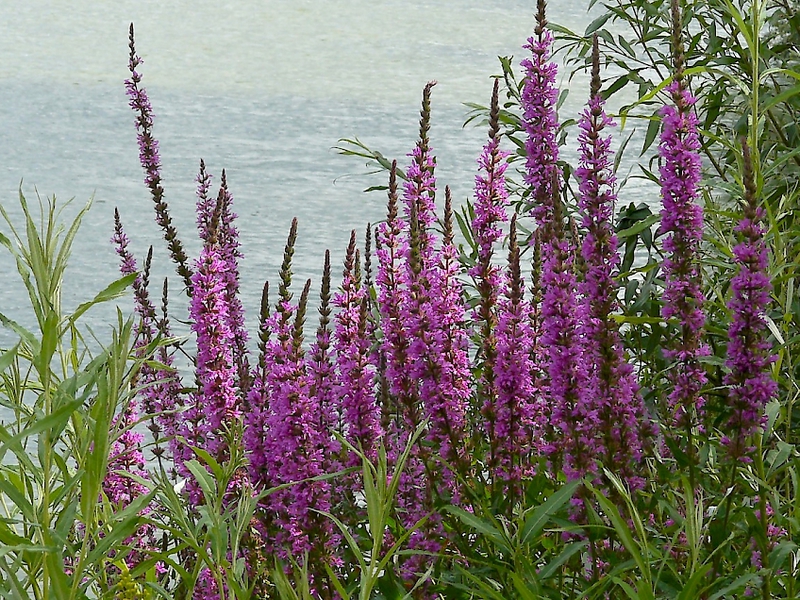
[521,0,560,226]
[102,401,158,572]
[521,1,594,480]
[399,82,445,435]
[471,80,510,464]
[334,232,381,464]
[179,238,240,496]
[210,171,249,389]
[112,211,182,469]
[246,222,335,562]
[263,280,335,559]
[246,219,297,490]
[576,36,650,487]
[125,24,192,290]
[659,0,709,431]
[422,188,470,484]
[375,162,417,426]
[492,215,537,496]
[308,250,341,464]
[244,282,272,487]
[723,141,777,460]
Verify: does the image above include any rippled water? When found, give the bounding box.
[0,0,653,349]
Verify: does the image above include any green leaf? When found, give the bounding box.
[445,505,508,551]
[585,12,611,35]
[520,479,580,544]
[538,540,589,579]
[617,214,661,239]
[69,273,137,325]
[641,116,661,156]
[676,564,712,600]
[0,343,19,375]
[592,487,651,585]
[184,460,218,501]
[0,398,83,463]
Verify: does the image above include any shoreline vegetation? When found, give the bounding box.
[1,0,799,598]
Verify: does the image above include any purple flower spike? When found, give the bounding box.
[208,171,249,390]
[576,36,651,488]
[178,240,240,497]
[421,188,470,486]
[492,215,537,497]
[471,80,510,458]
[659,1,709,431]
[112,211,182,469]
[103,400,159,572]
[334,232,382,463]
[263,281,335,560]
[521,1,593,480]
[723,141,777,460]
[126,23,192,289]
[521,0,560,227]
[376,162,417,426]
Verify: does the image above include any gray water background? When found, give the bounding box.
[0,0,653,353]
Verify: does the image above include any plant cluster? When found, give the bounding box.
[0,0,798,598]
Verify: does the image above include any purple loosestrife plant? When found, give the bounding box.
[492,215,538,499]
[334,232,381,464]
[308,250,342,471]
[262,279,335,560]
[471,79,510,473]
[374,161,437,586]
[112,212,183,471]
[102,401,159,573]
[722,141,777,461]
[576,36,651,488]
[247,222,335,564]
[246,220,296,490]
[521,0,560,224]
[540,182,596,481]
[186,235,240,464]
[210,172,250,390]
[659,0,709,434]
[375,162,418,430]
[175,229,241,503]
[422,188,470,489]
[125,24,192,290]
[520,1,594,480]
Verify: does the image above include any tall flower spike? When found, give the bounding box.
[492,214,536,499]
[521,0,560,226]
[112,209,157,326]
[722,140,777,460]
[540,174,595,481]
[397,83,440,433]
[659,0,708,432]
[309,250,341,473]
[376,161,416,424]
[246,221,298,489]
[334,231,381,463]
[472,79,511,457]
[261,277,335,561]
[112,213,182,469]
[125,24,192,291]
[213,171,249,392]
[422,186,469,483]
[577,35,650,488]
[184,236,239,466]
